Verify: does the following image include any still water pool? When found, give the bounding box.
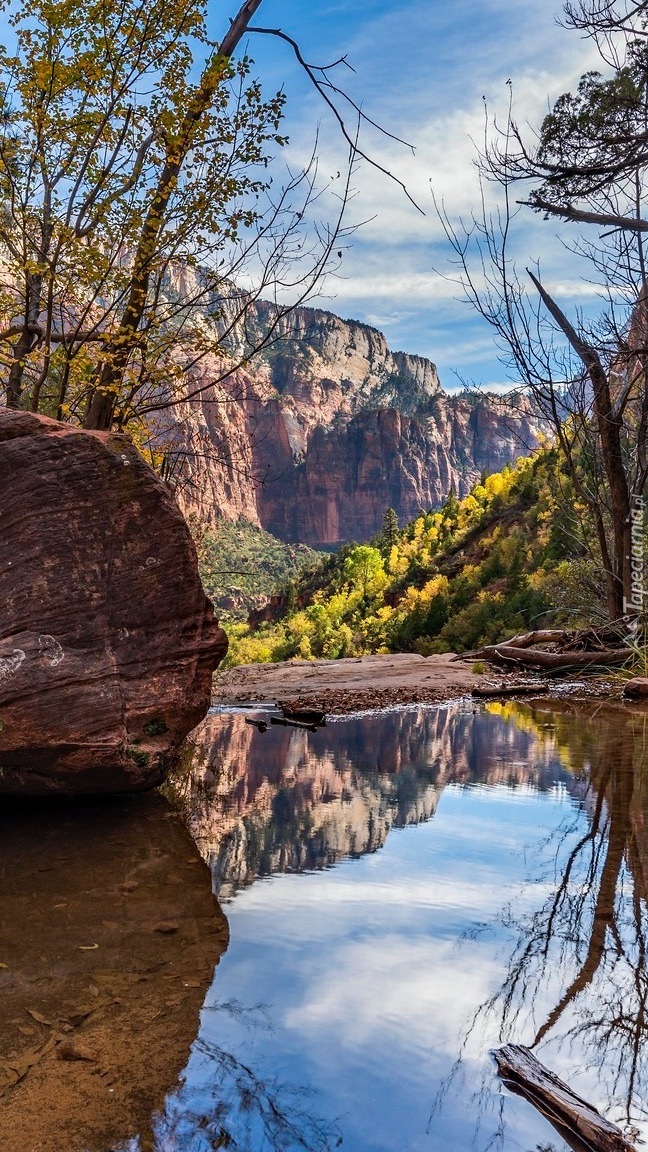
[1,697,647,1152]
[149,698,648,1152]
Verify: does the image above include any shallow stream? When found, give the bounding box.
[2,697,648,1152]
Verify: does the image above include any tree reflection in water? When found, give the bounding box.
[156,701,648,1151]
[117,1000,342,1152]
[437,702,648,1143]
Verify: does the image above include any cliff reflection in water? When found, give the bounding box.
[4,699,647,1152]
[165,699,648,1151]
[168,702,580,899]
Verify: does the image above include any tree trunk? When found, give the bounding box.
[6,273,43,409]
[83,0,265,431]
[528,272,633,620]
[6,328,31,408]
[589,360,632,617]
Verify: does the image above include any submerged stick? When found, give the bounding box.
[493,1045,635,1152]
[270,716,318,733]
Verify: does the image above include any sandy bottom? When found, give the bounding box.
[0,796,228,1152]
[213,652,486,714]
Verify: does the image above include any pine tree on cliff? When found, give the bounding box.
[375,508,400,557]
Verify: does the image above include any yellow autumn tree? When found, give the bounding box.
[0,0,368,432]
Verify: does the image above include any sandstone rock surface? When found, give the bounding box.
[624,677,648,698]
[168,302,541,546]
[0,408,227,795]
[215,651,484,713]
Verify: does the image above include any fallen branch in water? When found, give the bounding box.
[493,1044,636,1152]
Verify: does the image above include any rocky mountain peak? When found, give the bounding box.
[168,299,539,547]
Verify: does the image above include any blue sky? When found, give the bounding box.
[217,1,600,391]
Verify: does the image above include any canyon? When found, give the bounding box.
[167,300,540,547]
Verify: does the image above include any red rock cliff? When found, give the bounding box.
[168,303,540,545]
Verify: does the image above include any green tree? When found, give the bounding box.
[374,507,400,556]
[342,545,387,602]
[0,0,407,433]
[0,0,275,423]
[441,486,460,525]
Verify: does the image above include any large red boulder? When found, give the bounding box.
[0,409,227,794]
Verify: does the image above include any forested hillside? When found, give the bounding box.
[195,519,321,620]
[224,446,600,665]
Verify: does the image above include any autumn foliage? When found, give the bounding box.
[223,446,612,665]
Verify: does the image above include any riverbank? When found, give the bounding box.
[213,653,507,714]
[212,652,631,715]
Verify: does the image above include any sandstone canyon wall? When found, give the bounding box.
[167,302,540,547]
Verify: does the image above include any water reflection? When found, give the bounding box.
[160,699,648,1152]
[473,700,648,1136]
[4,698,647,1152]
[149,1017,343,1152]
[0,794,228,1152]
[167,703,578,898]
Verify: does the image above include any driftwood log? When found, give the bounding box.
[493,1045,636,1152]
[270,716,319,733]
[455,626,633,673]
[465,645,629,671]
[244,706,327,735]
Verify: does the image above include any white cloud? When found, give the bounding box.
[284,933,503,1062]
[244,1,614,383]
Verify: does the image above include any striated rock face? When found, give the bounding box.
[170,303,541,546]
[0,409,227,795]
